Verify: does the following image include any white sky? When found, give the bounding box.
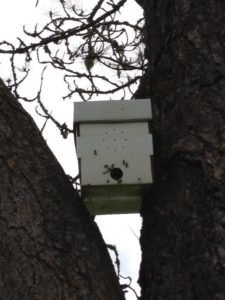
[0,1,144,299]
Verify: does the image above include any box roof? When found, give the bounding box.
[74,99,152,123]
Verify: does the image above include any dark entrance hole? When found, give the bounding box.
[110,168,123,181]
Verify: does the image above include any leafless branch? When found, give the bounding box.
[0,0,146,135]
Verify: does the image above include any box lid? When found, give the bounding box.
[74,99,152,123]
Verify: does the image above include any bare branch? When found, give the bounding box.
[36,67,74,137]
[0,0,127,55]
[0,0,145,136]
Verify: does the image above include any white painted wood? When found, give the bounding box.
[76,123,153,185]
[74,99,152,123]
[74,99,153,215]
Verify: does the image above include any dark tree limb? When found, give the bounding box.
[139,0,225,299]
[0,78,125,300]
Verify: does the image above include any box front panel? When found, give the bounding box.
[76,123,153,185]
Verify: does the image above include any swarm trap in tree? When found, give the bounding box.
[74,99,153,215]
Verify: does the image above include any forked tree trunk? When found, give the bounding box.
[0,79,124,299]
[139,0,225,299]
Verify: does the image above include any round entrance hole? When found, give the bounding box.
[110,167,123,181]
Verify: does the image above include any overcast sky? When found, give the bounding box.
[0,1,143,299]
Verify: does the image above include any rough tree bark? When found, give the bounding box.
[139,0,225,299]
[0,78,124,299]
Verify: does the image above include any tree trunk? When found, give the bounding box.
[0,78,124,300]
[140,0,225,299]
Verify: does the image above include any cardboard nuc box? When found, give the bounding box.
[74,99,153,215]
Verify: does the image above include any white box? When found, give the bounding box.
[74,99,153,215]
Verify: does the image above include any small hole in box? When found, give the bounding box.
[110,168,123,181]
